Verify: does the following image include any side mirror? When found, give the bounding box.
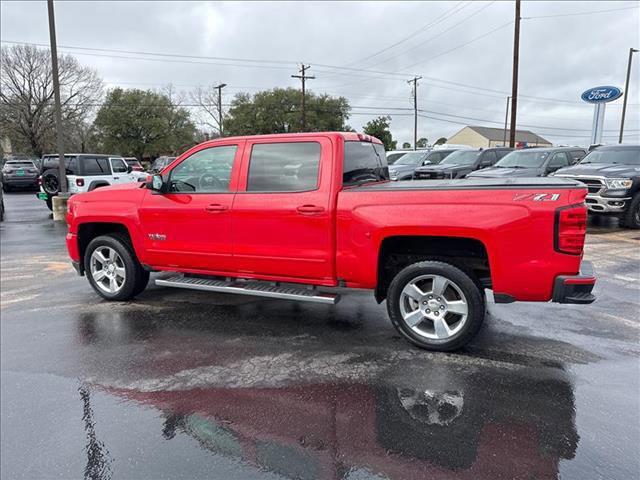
[147,174,165,192]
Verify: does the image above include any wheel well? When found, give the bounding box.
[77,223,132,274]
[88,181,110,191]
[375,236,491,303]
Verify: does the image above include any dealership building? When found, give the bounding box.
[447,126,552,148]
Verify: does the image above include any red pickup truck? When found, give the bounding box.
[65,132,595,351]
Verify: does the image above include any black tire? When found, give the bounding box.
[620,194,640,229]
[42,169,60,195]
[387,261,485,351]
[84,234,148,301]
[45,197,53,211]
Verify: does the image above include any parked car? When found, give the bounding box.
[124,157,145,172]
[1,159,40,191]
[467,147,586,179]
[413,148,512,179]
[554,144,640,228]
[386,150,413,165]
[389,149,459,181]
[65,132,595,352]
[149,156,176,173]
[37,153,147,210]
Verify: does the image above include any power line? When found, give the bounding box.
[341,1,470,68]
[524,5,640,20]
[365,1,497,71]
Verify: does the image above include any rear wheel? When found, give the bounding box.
[620,194,640,229]
[84,234,148,300]
[387,261,485,351]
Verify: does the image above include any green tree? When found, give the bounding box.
[223,88,350,135]
[93,88,196,158]
[402,142,411,149]
[416,137,428,148]
[434,137,447,146]
[362,116,396,151]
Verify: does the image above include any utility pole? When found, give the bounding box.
[408,76,422,150]
[509,0,521,148]
[47,0,66,194]
[503,96,511,146]
[291,64,315,131]
[214,83,227,137]
[619,47,638,143]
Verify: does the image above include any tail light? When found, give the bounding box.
[37,177,42,186]
[555,204,587,255]
[76,178,85,187]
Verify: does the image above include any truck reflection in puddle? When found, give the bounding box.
[76,312,579,480]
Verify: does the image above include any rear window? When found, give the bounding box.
[6,161,35,167]
[343,141,388,186]
[247,142,321,192]
[42,155,78,174]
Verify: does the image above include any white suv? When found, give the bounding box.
[38,154,147,210]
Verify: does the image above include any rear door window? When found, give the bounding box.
[83,157,111,176]
[247,142,321,192]
[343,141,388,186]
[569,150,586,163]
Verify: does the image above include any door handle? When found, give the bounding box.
[205,204,228,212]
[296,205,325,215]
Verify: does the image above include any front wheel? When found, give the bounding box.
[620,194,640,229]
[84,234,148,300]
[387,261,485,351]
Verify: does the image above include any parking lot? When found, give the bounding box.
[1,191,638,479]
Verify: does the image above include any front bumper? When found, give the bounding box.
[585,194,631,213]
[552,261,596,304]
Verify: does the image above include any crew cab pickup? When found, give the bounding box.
[65,132,596,351]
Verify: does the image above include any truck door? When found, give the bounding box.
[231,137,335,283]
[138,142,242,271]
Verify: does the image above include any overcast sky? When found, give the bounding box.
[1,0,639,146]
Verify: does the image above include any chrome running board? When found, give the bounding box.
[155,274,340,305]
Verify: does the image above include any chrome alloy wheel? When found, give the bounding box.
[399,274,469,340]
[90,246,126,294]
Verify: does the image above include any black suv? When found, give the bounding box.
[467,147,586,179]
[554,145,640,228]
[413,147,512,179]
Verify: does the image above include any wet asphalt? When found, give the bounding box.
[1,191,638,480]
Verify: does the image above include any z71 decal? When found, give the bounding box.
[513,193,561,202]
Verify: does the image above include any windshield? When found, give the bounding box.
[386,152,408,164]
[343,141,389,186]
[495,150,550,168]
[440,150,481,166]
[580,147,640,165]
[394,152,427,165]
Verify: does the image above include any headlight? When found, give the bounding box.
[605,178,633,189]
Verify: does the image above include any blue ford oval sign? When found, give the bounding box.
[581,86,623,103]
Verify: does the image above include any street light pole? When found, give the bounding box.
[214,83,227,137]
[47,0,66,194]
[503,96,511,146]
[619,47,638,143]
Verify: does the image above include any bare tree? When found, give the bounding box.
[189,84,223,136]
[0,44,103,157]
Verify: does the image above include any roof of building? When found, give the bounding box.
[464,126,551,145]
